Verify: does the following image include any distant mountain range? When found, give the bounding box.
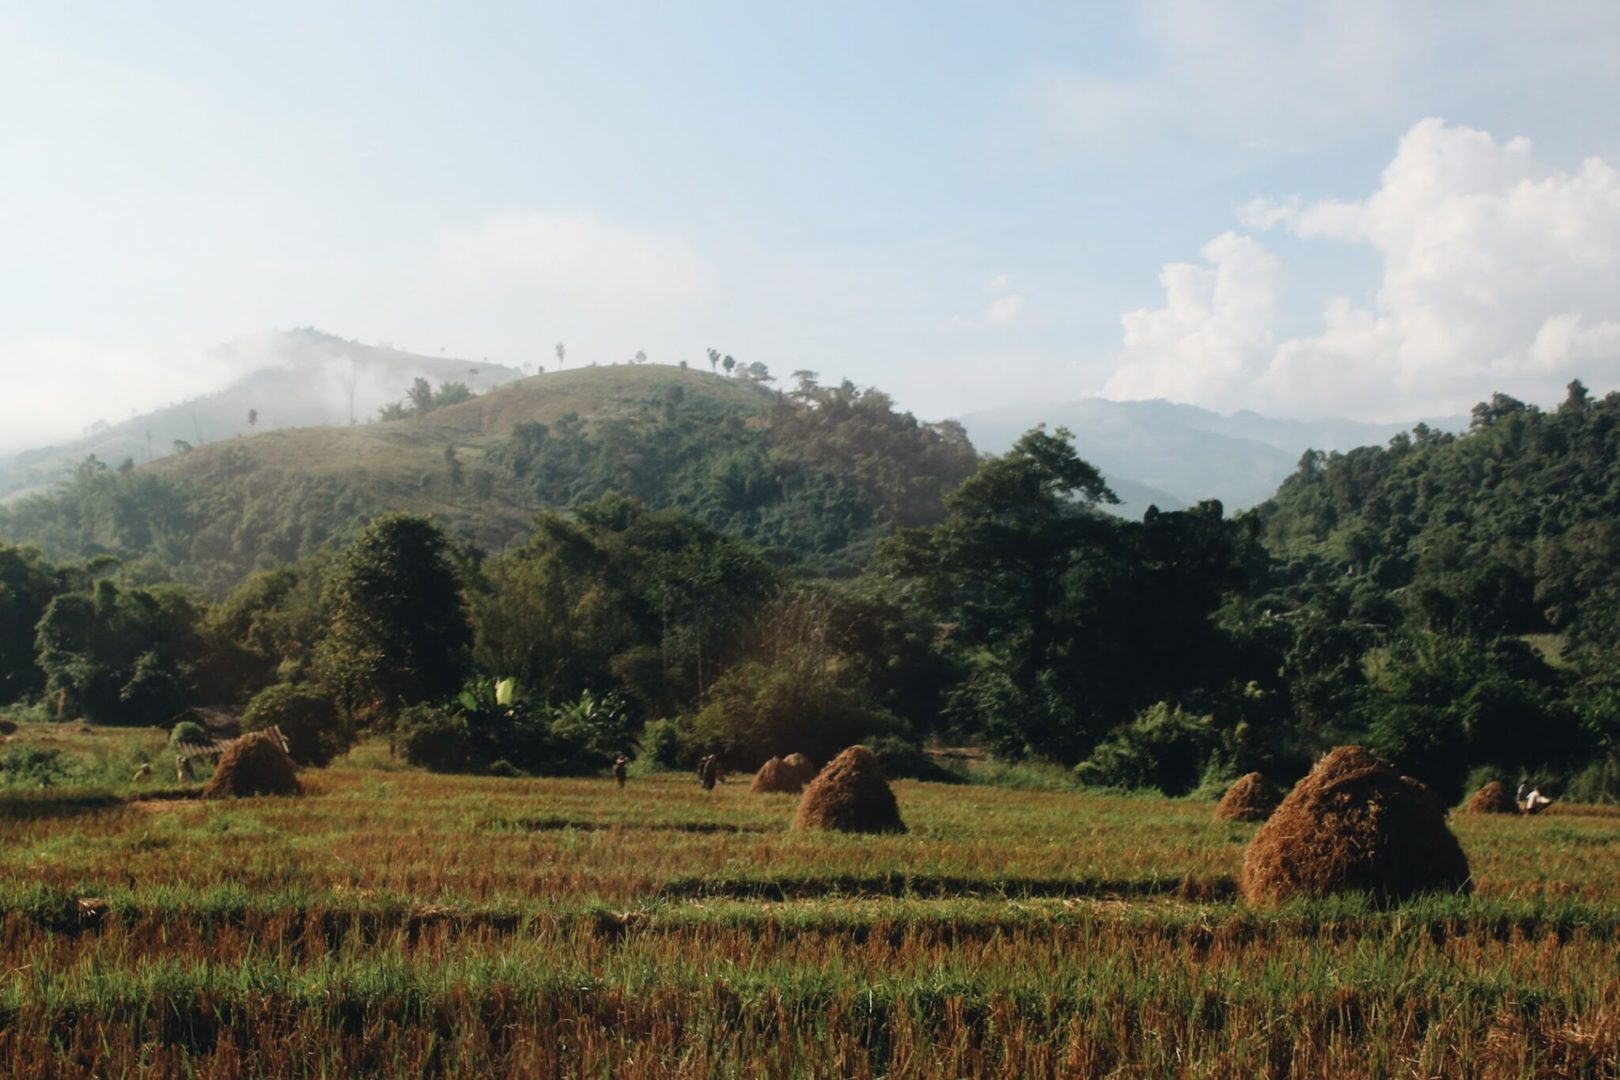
[0,329,523,501]
[955,398,1468,518]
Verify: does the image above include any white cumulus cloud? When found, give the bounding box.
[1104,231,1280,409]
[1105,118,1620,419]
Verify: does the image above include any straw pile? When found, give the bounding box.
[1213,772,1283,822]
[749,756,805,794]
[201,732,301,799]
[1465,779,1520,815]
[1239,745,1469,907]
[793,745,905,834]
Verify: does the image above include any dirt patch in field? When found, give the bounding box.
[793,745,906,834]
[1240,745,1471,907]
[1214,772,1283,822]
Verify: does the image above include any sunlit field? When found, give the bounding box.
[1,729,1618,1077]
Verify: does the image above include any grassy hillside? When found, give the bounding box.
[0,363,971,591]
[141,364,778,555]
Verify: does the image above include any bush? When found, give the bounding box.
[686,660,901,769]
[546,690,637,773]
[0,720,17,736]
[242,683,349,767]
[1074,702,1220,796]
[642,718,688,769]
[398,684,634,777]
[0,746,75,788]
[168,720,212,748]
[398,704,475,773]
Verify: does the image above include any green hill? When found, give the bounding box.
[0,364,976,593]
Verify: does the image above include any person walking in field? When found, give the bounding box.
[613,754,629,789]
[699,754,719,791]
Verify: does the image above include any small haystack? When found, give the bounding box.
[1214,772,1283,822]
[1240,745,1469,907]
[793,745,905,834]
[782,752,818,786]
[201,732,301,799]
[750,756,804,794]
[1466,779,1521,815]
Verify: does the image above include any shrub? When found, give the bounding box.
[242,683,349,767]
[642,718,687,769]
[1074,702,1219,796]
[0,746,75,788]
[399,704,475,773]
[168,721,212,748]
[399,684,635,777]
[686,660,900,769]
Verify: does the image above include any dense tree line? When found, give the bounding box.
[5,378,1620,800]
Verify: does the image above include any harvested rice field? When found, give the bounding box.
[2,742,1619,1076]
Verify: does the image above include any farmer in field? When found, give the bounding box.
[1524,785,1553,815]
[612,754,629,789]
[699,754,720,791]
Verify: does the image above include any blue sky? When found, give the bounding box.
[4,1,1620,450]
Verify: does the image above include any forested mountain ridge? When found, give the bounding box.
[0,329,523,502]
[0,364,976,593]
[1255,381,1620,654]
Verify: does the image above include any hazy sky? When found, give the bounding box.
[4,1,1620,452]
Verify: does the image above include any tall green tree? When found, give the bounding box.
[316,514,472,725]
[34,578,202,725]
[0,545,82,705]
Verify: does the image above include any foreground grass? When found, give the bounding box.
[0,747,1616,1076]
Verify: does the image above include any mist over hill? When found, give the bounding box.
[955,398,1469,518]
[0,329,523,501]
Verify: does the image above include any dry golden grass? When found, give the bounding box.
[1,738,1619,1076]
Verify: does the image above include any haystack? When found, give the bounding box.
[1214,772,1283,822]
[750,756,804,794]
[1466,779,1520,815]
[1240,745,1469,907]
[201,733,301,799]
[793,745,905,834]
[782,752,818,786]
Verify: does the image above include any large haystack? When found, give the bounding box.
[1466,779,1520,815]
[750,756,804,794]
[1240,745,1469,907]
[201,733,302,799]
[793,745,905,834]
[1214,772,1283,822]
[782,752,818,786]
